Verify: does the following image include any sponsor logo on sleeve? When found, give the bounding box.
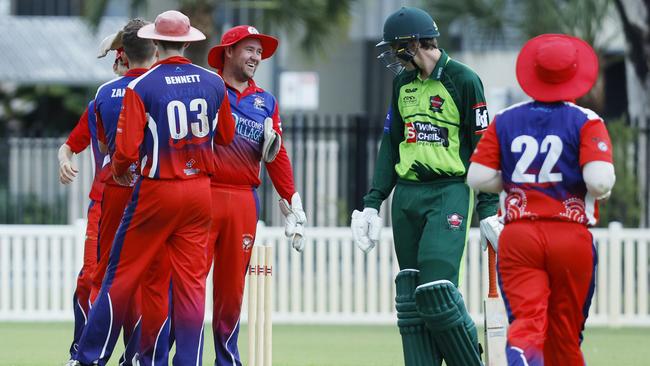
[473,102,489,130]
[598,141,608,152]
[383,108,392,133]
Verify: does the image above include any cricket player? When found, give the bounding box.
[351,7,500,365]
[91,19,176,366]
[205,25,306,365]
[71,10,235,366]
[58,32,131,360]
[59,101,105,360]
[468,34,615,366]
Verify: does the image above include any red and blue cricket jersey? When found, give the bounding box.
[471,100,613,226]
[92,69,151,365]
[65,100,107,202]
[112,56,233,180]
[211,78,295,200]
[95,69,148,186]
[75,56,235,366]
[65,99,106,357]
[206,78,295,366]
[471,100,612,366]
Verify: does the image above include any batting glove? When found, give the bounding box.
[279,192,306,252]
[479,214,503,251]
[262,117,281,163]
[351,208,382,253]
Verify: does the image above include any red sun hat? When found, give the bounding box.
[207,25,279,70]
[516,34,598,102]
[137,10,205,42]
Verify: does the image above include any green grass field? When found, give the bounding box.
[0,322,648,365]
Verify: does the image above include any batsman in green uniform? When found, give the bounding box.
[351,7,501,366]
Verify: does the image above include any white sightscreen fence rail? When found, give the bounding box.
[1,222,649,326]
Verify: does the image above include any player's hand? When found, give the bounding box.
[479,214,503,251]
[262,117,281,163]
[351,208,382,253]
[279,192,306,252]
[59,161,78,185]
[112,170,135,187]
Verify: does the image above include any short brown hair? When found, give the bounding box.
[156,40,185,51]
[121,18,156,64]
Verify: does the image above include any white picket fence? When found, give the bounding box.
[0,222,649,326]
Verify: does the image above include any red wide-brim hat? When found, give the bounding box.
[138,10,205,42]
[516,34,598,102]
[208,25,278,70]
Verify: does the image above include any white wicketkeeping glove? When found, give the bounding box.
[479,214,503,251]
[351,208,383,253]
[262,117,281,163]
[279,192,306,252]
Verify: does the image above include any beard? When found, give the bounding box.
[239,62,257,80]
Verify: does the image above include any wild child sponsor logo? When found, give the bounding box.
[405,121,449,147]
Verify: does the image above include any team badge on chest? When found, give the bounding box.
[446,213,463,230]
[253,96,265,110]
[430,95,445,113]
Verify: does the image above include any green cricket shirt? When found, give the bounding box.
[364,50,498,220]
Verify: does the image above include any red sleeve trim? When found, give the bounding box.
[266,144,296,201]
[112,88,147,177]
[215,94,235,146]
[579,119,613,166]
[472,102,487,109]
[65,107,91,153]
[96,104,107,145]
[272,103,283,135]
[470,118,501,169]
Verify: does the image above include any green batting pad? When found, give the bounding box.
[395,269,443,366]
[415,280,482,366]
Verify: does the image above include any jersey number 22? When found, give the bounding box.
[511,135,563,184]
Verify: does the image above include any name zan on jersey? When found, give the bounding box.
[164,74,201,85]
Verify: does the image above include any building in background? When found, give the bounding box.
[0,0,639,227]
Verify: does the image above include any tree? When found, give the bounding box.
[425,0,645,226]
[84,0,355,66]
[425,0,613,113]
[613,0,650,226]
[597,117,641,227]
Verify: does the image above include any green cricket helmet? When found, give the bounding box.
[376,7,440,47]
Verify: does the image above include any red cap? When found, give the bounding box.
[137,10,205,42]
[207,25,278,70]
[516,34,598,102]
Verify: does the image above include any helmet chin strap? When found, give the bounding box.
[396,46,421,71]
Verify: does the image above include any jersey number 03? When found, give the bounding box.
[166,98,212,139]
